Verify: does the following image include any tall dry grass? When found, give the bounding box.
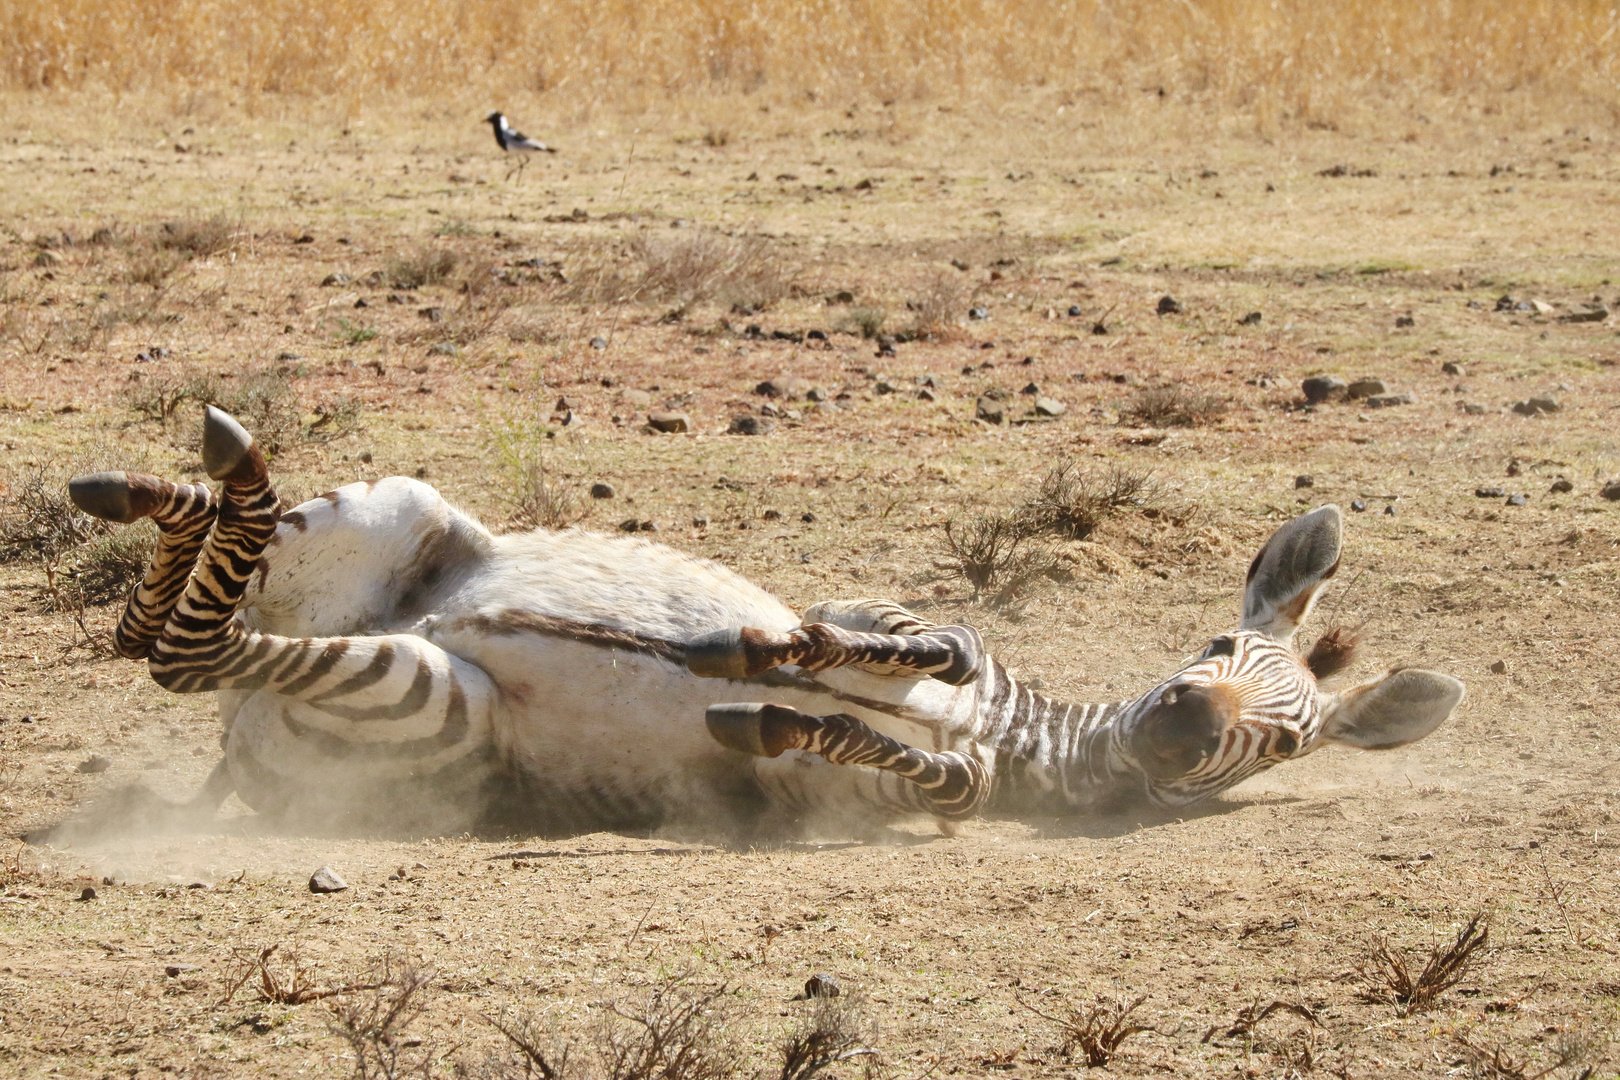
[4,0,1617,123]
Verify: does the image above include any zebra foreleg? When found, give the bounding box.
[687,620,986,686]
[705,702,989,820]
[68,471,218,660]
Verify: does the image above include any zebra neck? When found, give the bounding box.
[974,662,1137,811]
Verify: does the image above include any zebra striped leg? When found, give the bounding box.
[687,621,986,686]
[706,702,989,820]
[69,471,218,660]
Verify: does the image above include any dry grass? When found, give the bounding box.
[1358,913,1490,1017]
[1121,383,1228,428]
[571,232,795,315]
[5,0,1617,129]
[1019,993,1151,1068]
[156,215,237,259]
[387,247,459,290]
[326,956,436,1080]
[1022,458,1157,540]
[935,511,1056,609]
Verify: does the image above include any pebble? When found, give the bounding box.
[917,387,939,402]
[619,519,643,532]
[1365,392,1413,408]
[1302,375,1347,404]
[968,306,989,320]
[1156,295,1183,315]
[1511,396,1560,416]
[1530,300,1555,315]
[1558,305,1610,324]
[320,272,349,286]
[1494,295,1516,312]
[1033,397,1067,418]
[1294,475,1314,489]
[976,396,1007,424]
[589,483,616,500]
[620,389,652,408]
[1441,361,1464,375]
[692,515,709,528]
[806,387,829,403]
[805,973,842,998]
[1394,315,1415,327]
[1346,378,1387,399]
[1550,478,1573,494]
[1505,494,1527,507]
[1475,486,1507,498]
[802,512,816,523]
[1463,402,1487,415]
[308,866,348,894]
[1600,480,1620,501]
[1350,499,1367,512]
[1238,311,1262,325]
[1068,305,1083,317]
[645,412,691,434]
[165,965,200,977]
[590,337,608,350]
[874,377,901,395]
[1020,382,1039,395]
[76,755,111,774]
[77,886,96,901]
[757,376,810,399]
[728,415,775,436]
[918,372,944,388]
[1382,505,1396,517]
[1489,660,1508,675]
[419,306,444,322]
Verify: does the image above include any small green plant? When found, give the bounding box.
[336,318,379,345]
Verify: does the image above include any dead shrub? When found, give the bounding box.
[843,306,886,339]
[635,231,795,313]
[326,955,437,1080]
[1456,1029,1603,1080]
[388,246,460,289]
[125,250,181,288]
[0,467,107,566]
[1122,382,1228,427]
[221,943,381,1007]
[779,993,878,1080]
[125,373,219,426]
[907,273,967,338]
[935,511,1056,608]
[157,215,236,258]
[1019,992,1151,1068]
[1023,459,1158,539]
[1358,913,1489,1016]
[126,369,312,455]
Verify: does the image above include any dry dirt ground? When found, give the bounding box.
[1,93,1619,1078]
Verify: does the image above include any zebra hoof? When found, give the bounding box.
[705,703,771,757]
[201,406,255,481]
[68,472,139,523]
[685,628,751,680]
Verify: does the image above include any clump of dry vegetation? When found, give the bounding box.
[1022,458,1158,539]
[388,246,459,290]
[327,955,437,1080]
[907,274,967,339]
[0,465,155,610]
[1121,383,1227,427]
[1455,1029,1604,1080]
[125,369,358,454]
[1019,992,1151,1068]
[1358,913,1489,1016]
[935,512,1056,608]
[576,231,796,315]
[493,420,590,531]
[157,215,237,258]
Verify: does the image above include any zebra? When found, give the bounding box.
[62,406,1464,836]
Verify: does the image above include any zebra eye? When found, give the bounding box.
[1204,636,1235,658]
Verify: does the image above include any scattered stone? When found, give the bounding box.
[646,412,691,434]
[320,272,349,286]
[357,451,373,463]
[757,376,810,399]
[968,306,989,321]
[976,396,1007,424]
[165,965,200,977]
[1033,397,1067,418]
[1382,505,1396,517]
[804,973,842,999]
[1238,311,1262,325]
[589,483,616,500]
[1463,402,1487,415]
[1441,361,1464,375]
[308,866,348,894]
[1475,486,1505,498]
[1550,478,1574,494]
[1346,378,1387,399]
[1489,660,1508,675]
[1156,295,1183,315]
[353,298,369,309]
[1505,493,1527,507]
[1350,499,1367,512]
[801,512,816,523]
[982,387,1013,402]
[960,365,976,376]
[1494,295,1516,312]
[1530,300,1555,315]
[918,372,944,388]
[1506,459,1521,477]
[619,519,642,532]
[1511,396,1560,416]
[1559,306,1609,324]
[917,386,939,402]
[1302,375,1347,404]
[762,509,782,521]
[807,329,828,341]
[418,306,444,322]
[589,336,608,350]
[1365,392,1413,408]
[77,886,97,901]
[1017,383,1038,396]
[620,389,652,408]
[428,342,458,356]
[76,755,111,774]
[806,387,830,403]
[728,415,775,436]
[1394,315,1415,328]
[1068,305,1083,317]
[874,377,901,394]
[1294,475,1314,489]
[692,515,709,528]
[1600,480,1620,501]
[759,401,781,418]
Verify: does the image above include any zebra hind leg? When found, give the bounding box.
[686,616,986,686]
[706,702,989,820]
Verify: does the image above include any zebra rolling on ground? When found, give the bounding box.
[61,406,1464,836]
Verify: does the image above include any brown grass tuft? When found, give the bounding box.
[1122,383,1228,428]
[1023,458,1157,540]
[387,246,459,290]
[157,215,236,258]
[1019,992,1151,1068]
[1358,913,1489,1016]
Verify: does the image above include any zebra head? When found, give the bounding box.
[1121,505,1463,807]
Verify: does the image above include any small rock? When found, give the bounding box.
[917,386,939,402]
[309,866,348,894]
[358,451,373,463]
[353,298,368,309]
[1294,475,1314,489]
[1382,505,1396,517]
[760,401,781,418]
[1558,305,1609,324]
[646,412,691,434]
[805,973,841,999]
[1394,315,1415,328]
[1600,480,1620,501]
[1350,499,1367,512]
[1020,382,1039,396]
[418,306,444,322]
[976,396,1007,424]
[762,509,782,521]
[428,342,458,356]
[692,515,709,528]
[1511,397,1560,416]
[982,387,1013,402]
[918,372,944,388]
[76,755,111,774]
[874,377,901,395]
[1156,295,1183,315]
[1475,487,1506,498]
[640,521,658,532]
[1505,493,1527,507]
[968,306,989,321]
[1033,397,1067,418]
[1550,478,1573,494]
[590,336,608,350]
[806,387,829,403]
[801,512,816,523]
[1506,459,1521,476]
[728,415,775,436]
[1441,361,1464,375]
[321,272,349,286]
[1463,402,1487,415]
[1530,300,1555,315]
[1494,294,1516,312]
[1365,392,1413,408]
[77,886,97,901]
[619,519,643,532]
[1302,375,1347,404]
[1489,660,1508,675]
[1068,305,1083,317]
[807,329,828,341]
[165,965,200,977]
[757,376,810,399]
[620,389,653,408]
[1346,378,1387,399]
[589,483,616,500]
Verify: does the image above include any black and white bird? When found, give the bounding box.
[486,112,555,181]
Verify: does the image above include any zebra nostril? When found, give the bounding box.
[1273,729,1300,756]
[1138,684,1230,780]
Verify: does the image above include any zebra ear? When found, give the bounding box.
[1240,505,1342,641]
[1317,668,1463,750]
